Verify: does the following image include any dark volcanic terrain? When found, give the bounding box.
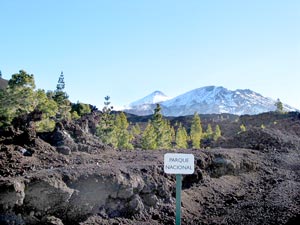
[0,112,300,225]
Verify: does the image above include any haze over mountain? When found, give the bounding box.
[124,86,298,116]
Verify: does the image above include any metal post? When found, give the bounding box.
[176,174,182,225]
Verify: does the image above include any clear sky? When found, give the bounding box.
[1,0,299,109]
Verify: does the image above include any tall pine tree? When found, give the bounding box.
[213,124,222,141]
[96,96,116,145]
[175,123,188,149]
[141,122,157,150]
[204,123,213,139]
[53,71,71,120]
[152,104,172,149]
[190,112,202,149]
[115,112,133,150]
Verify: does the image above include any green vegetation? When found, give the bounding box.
[190,112,202,148]
[275,98,284,113]
[71,102,91,119]
[140,104,173,150]
[0,70,90,131]
[175,123,188,149]
[96,96,116,145]
[114,112,134,150]
[53,72,71,121]
[131,123,141,136]
[141,122,157,150]
[0,70,36,126]
[203,123,213,139]
[213,124,222,141]
[240,124,247,133]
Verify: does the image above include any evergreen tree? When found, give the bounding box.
[175,123,188,149]
[71,102,91,117]
[141,122,157,150]
[35,89,58,132]
[0,71,59,129]
[0,70,2,78]
[275,98,284,113]
[0,70,37,126]
[190,112,202,149]
[53,72,71,120]
[96,96,116,145]
[152,104,172,149]
[114,112,133,150]
[204,123,213,139]
[56,71,65,91]
[131,123,141,137]
[213,124,222,141]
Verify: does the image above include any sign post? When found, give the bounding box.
[164,153,195,225]
[175,174,182,225]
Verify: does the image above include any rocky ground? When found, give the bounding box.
[0,112,300,225]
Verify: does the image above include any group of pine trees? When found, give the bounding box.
[95,100,222,150]
[0,70,91,131]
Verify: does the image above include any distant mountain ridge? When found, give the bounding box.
[124,86,297,116]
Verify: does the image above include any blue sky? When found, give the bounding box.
[1,0,299,109]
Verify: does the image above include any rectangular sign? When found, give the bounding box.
[164,153,195,174]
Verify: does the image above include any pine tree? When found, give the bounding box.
[190,112,202,149]
[213,124,222,141]
[141,122,157,150]
[71,102,91,117]
[114,112,133,150]
[131,123,141,136]
[96,96,116,145]
[56,71,65,90]
[275,98,284,113]
[35,89,58,132]
[0,70,2,78]
[0,70,59,129]
[0,70,37,126]
[152,104,172,149]
[53,71,71,120]
[175,123,188,149]
[204,123,213,139]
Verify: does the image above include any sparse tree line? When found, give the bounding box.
[96,98,222,150]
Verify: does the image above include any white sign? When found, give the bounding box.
[164,153,195,174]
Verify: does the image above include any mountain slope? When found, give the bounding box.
[124,86,297,116]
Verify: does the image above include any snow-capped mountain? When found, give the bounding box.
[124,86,297,116]
[124,91,171,116]
[129,90,170,107]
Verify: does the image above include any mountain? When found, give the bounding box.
[0,77,8,90]
[124,86,297,116]
[129,90,170,107]
[124,91,171,116]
